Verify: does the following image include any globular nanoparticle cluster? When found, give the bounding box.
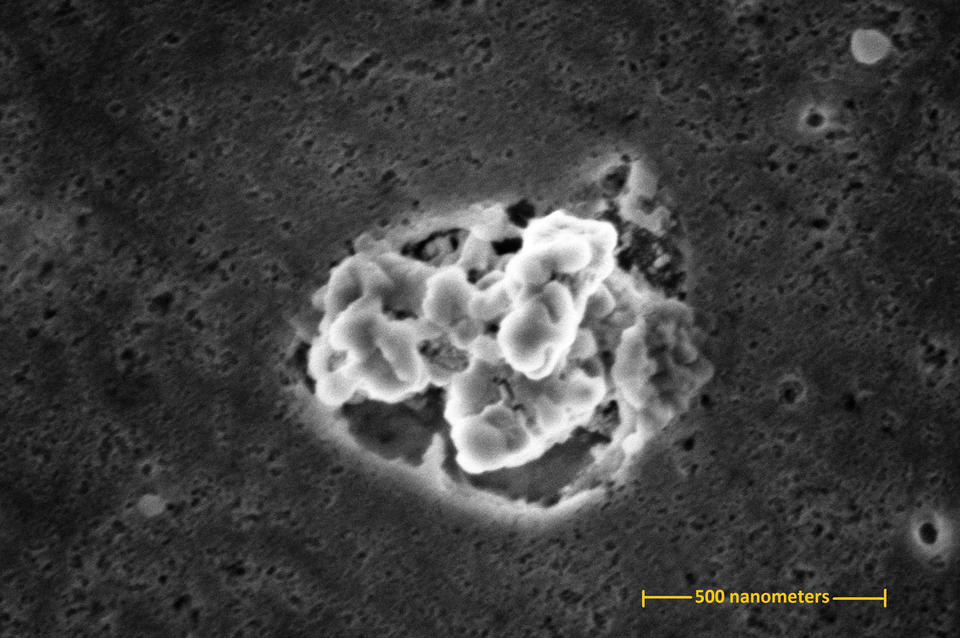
[302,161,713,511]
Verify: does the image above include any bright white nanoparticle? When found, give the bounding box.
[850,28,892,65]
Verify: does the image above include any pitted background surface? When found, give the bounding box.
[0,1,957,636]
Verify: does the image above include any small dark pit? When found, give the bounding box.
[491,236,522,255]
[919,521,938,545]
[505,199,536,228]
[805,111,825,128]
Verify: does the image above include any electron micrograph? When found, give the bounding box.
[1,1,958,636]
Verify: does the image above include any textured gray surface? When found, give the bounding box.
[1,0,958,636]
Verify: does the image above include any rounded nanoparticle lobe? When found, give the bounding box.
[613,299,713,425]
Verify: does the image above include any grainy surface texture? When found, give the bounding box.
[1,0,958,636]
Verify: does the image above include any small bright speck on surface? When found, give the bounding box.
[137,493,166,517]
[850,28,892,65]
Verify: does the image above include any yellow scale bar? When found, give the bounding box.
[833,589,887,608]
[642,589,887,608]
[641,591,693,608]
